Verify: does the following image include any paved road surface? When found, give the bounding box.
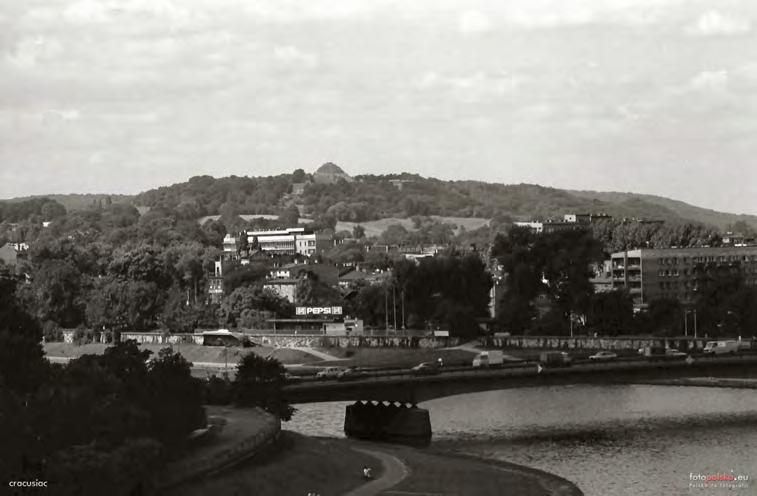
[343,448,409,496]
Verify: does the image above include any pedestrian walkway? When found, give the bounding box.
[290,347,347,362]
[439,339,482,353]
[342,448,409,496]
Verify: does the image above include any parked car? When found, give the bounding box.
[589,351,617,361]
[337,367,369,381]
[315,367,343,379]
[665,348,687,358]
[284,372,303,383]
[411,362,439,375]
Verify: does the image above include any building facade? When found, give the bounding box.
[246,228,331,257]
[610,246,757,308]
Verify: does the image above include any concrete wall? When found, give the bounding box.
[258,335,461,349]
[483,335,710,351]
[119,332,204,345]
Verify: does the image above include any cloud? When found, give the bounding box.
[689,70,729,92]
[685,10,751,37]
[459,10,493,35]
[6,36,64,69]
[416,71,523,103]
[273,45,319,69]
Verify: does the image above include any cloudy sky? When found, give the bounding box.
[1,0,756,214]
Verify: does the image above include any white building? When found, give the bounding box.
[246,228,330,256]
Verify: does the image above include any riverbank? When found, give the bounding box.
[170,429,583,496]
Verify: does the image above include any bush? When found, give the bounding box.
[204,375,233,405]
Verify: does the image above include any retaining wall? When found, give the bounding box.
[483,336,712,351]
[156,408,281,490]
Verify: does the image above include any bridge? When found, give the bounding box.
[282,354,757,443]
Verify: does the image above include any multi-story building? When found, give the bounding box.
[208,259,224,304]
[514,213,612,235]
[246,228,331,257]
[610,246,757,308]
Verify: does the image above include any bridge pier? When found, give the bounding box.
[344,401,431,446]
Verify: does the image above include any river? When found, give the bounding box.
[285,385,757,496]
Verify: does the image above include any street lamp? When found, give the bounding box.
[684,309,698,339]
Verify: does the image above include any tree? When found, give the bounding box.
[352,224,366,239]
[233,354,294,420]
[0,277,46,395]
[145,348,206,445]
[296,271,343,307]
[86,277,162,337]
[587,290,635,335]
[278,204,300,226]
[20,259,87,328]
[218,286,294,327]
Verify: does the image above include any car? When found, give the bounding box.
[337,367,369,381]
[315,367,343,379]
[665,348,687,358]
[284,372,303,383]
[589,351,618,361]
[411,362,439,376]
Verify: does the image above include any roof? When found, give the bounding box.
[315,162,347,175]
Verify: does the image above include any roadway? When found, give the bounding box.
[282,352,757,404]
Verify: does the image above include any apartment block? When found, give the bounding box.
[610,246,757,308]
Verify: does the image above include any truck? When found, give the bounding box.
[472,350,504,368]
[538,351,572,367]
[703,340,741,355]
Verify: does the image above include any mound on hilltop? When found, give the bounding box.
[313,162,352,184]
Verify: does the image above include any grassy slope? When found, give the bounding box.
[336,216,490,237]
[169,432,380,496]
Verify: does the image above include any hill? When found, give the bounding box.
[3,194,134,212]
[569,190,757,231]
[5,166,754,232]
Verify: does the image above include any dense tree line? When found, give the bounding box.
[491,225,757,337]
[0,197,67,223]
[0,277,206,494]
[344,254,492,337]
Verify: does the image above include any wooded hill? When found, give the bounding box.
[4,168,756,231]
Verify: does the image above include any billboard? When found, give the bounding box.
[296,306,343,316]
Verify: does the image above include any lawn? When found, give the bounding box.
[316,347,478,369]
[336,216,490,237]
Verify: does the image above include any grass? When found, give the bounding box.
[169,431,380,496]
[336,216,490,237]
[316,348,478,368]
[43,342,274,364]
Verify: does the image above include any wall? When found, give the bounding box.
[484,335,710,351]
[257,335,461,349]
[119,332,204,345]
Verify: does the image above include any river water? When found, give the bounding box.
[285,385,757,496]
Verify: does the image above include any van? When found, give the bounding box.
[703,340,740,355]
[472,350,504,368]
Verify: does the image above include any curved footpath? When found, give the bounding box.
[167,406,582,496]
[346,440,582,496]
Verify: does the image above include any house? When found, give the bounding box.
[0,243,28,274]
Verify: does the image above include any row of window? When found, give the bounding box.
[658,254,757,265]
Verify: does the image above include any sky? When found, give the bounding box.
[1,0,757,214]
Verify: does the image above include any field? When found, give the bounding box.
[335,216,490,237]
